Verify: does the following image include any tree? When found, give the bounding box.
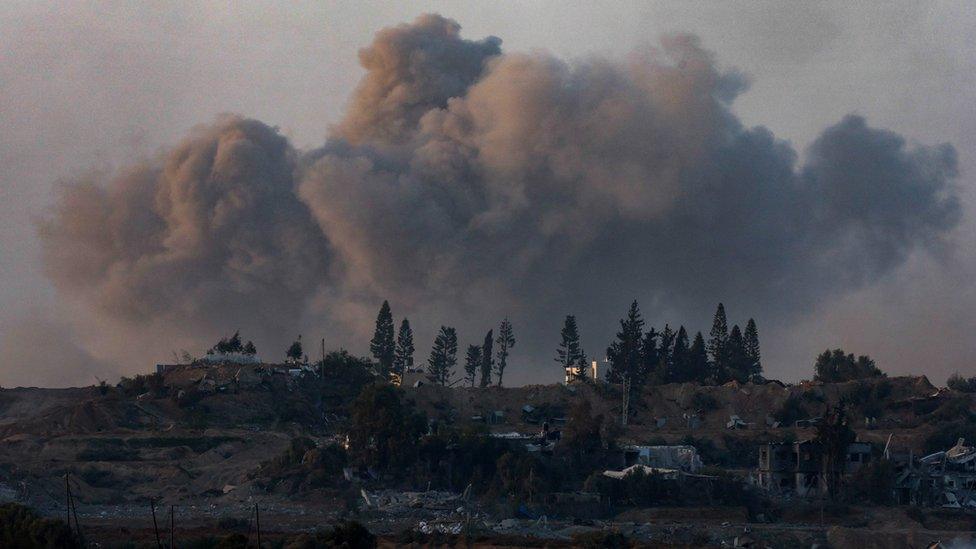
[639,328,659,380]
[212,331,243,355]
[814,404,856,499]
[369,301,395,378]
[652,324,675,385]
[348,383,426,472]
[687,332,710,383]
[464,345,481,387]
[555,315,583,376]
[495,319,516,386]
[576,348,590,380]
[286,336,303,362]
[227,331,243,353]
[814,349,885,382]
[480,330,494,387]
[243,341,257,356]
[426,326,458,386]
[948,373,976,393]
[393,318,415,378]
[670,326,690,383]
[606,300,645,383]
[744,318,761,377]
[561,399,605,470]
[708,303,730,381]
[726,324,749,382]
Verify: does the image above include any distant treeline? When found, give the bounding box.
[200,299,886,387]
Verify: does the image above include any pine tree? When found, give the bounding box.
[464,345,481,387]
[555,315,583,376]
[426,326,458,386]
[606,300,645,383]
[708,303,730,382]
[480,330,494,387]
[744,318,761,377]
[639,328,659,380]
[726,324,749,382]
[370,301,396,377]
[577,348,589,380]
[671,326,690,383]
[393,318,415,377]
[688,332,710,383]
[495,319,516,386]
[654,324,676,385]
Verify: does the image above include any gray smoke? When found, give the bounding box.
[36,14,961,383]
[38,116,333,350]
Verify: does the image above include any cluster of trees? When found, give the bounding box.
[368,301,517,387]
[947,372,976,393]
[207,331,258,357]
[813,349,885,383]
[557,301,761,386]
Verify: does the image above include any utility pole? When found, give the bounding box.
[64,474,71,531]
[255,503,262,548]
[321,338,326,378]
[150,498,162,549]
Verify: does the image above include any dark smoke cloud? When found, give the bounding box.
[38,116,333,349]
[36,14,961,382]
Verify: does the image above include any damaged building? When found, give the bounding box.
[757,439,873,497]
[912,438,976,508]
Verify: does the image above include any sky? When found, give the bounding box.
[1,1,974,387]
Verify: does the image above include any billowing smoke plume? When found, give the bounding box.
[37,14,961,382]
[38,116,333,347]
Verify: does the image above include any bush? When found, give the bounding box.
[948,373,976,393]
[285,521,377,549]
[849,459,896,504]
[773,394,808,426]
[691,392,718,412]
[572,530,632,548]
[216,516,249,531]
[0,503,80,548]
[924,419,976,453]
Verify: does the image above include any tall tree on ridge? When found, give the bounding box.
[671,326,690,383]
[426,326,457,386]
[393,318,415,378]
[654,324,676,385]
[726,324,749,382]
[286,335,303,362]
[606,300,645,383]
[688,332,710,383]
[744,318,761,377]
[370,300,395,378]
[495,319,516,386]
[639,327,659,380]
[464,345,481,387]
[480,329,494,387]
[556,315,583,377]
[708,303,730,382]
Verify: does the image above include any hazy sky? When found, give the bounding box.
[1,2,974,387]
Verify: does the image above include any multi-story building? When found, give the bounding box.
[757,439,873,497]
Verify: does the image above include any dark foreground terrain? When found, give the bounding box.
[2,363,976,547]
